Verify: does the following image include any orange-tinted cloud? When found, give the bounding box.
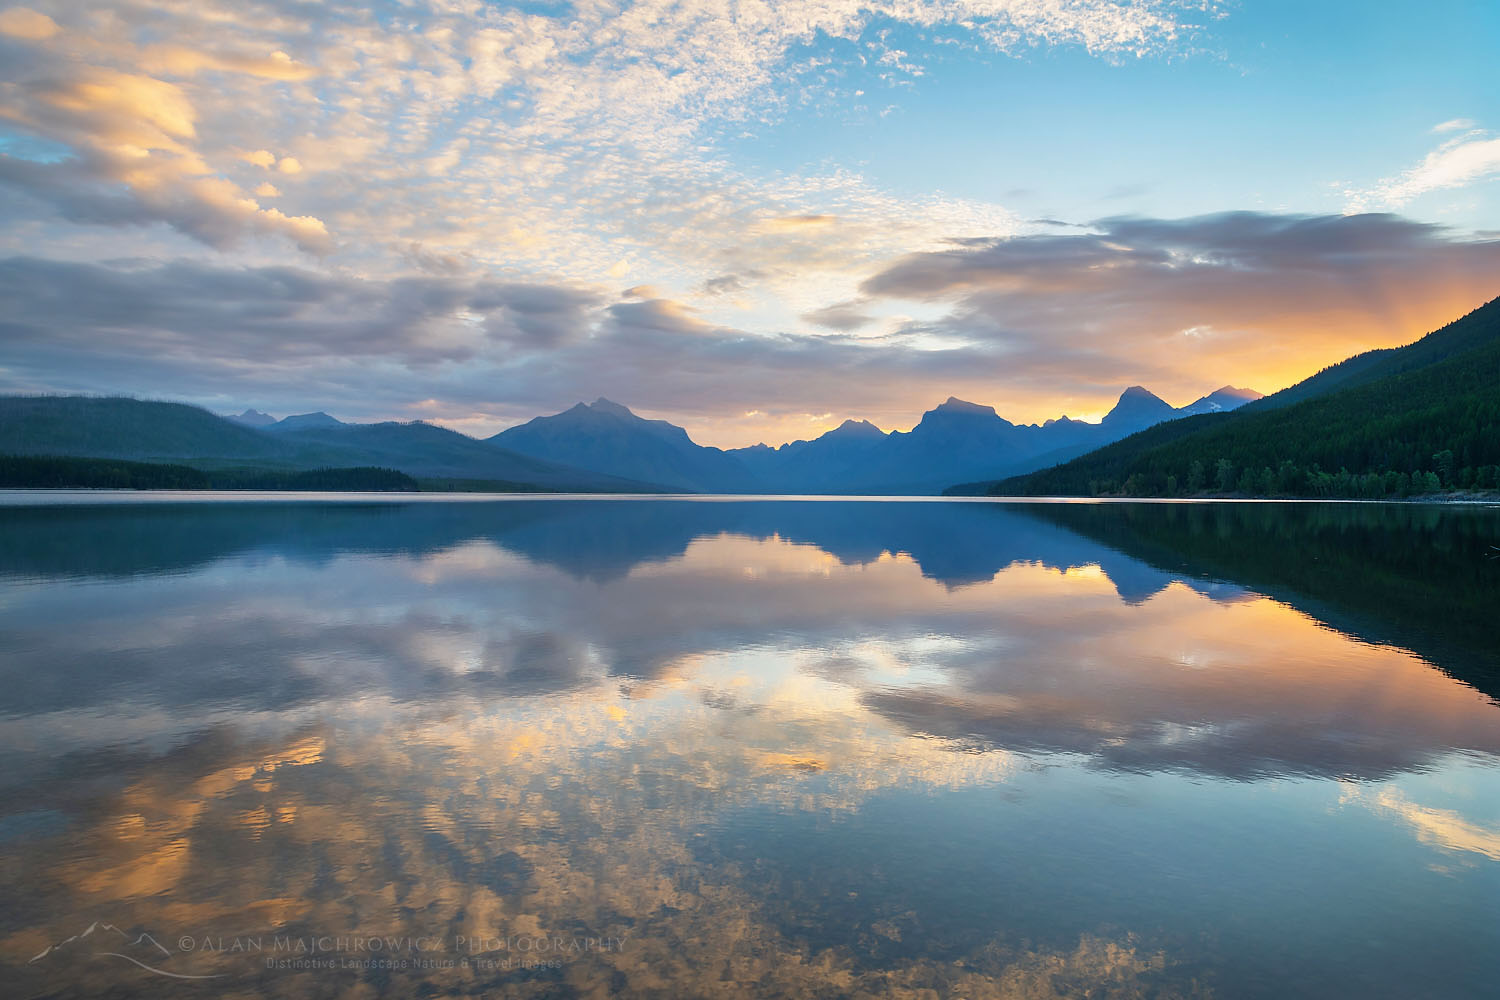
[860,212,1500,422]
[0,6,58,40]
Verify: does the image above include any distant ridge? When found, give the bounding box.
[270,411,344,431]
[1178,386,1263,416]
[489,397,756,492]
[0,396,662,493]
[225,408,276,427]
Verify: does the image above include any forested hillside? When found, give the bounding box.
[983,297,1500,498]
[0,455,418,491]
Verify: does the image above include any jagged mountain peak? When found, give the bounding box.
[830,418,886,438]
[589,397,635,418]
[1102,386,1173,425]
[1177,385,1265,417]
[226,408,276,427]
[930,397,999,417]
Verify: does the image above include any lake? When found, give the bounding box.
[1,496,1497,998]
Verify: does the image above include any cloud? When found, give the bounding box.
[12,503,1487,995]
[1431,118,1476,134]
[8,500,1496,788]
[5,205,1500,448]
[860,211,1500,409]
[0,256,601,371]
[10,6,1490,442]
[758,213,839,233]
[0,252,1041,442]
[0,0,1207,285]
[0,6,58,40]
[0,56,333,253]
[1356,787,1500,860]
[701,272,760,296]
[801,300,876,331]
[137,44,317,81]
[1347,129,1500,210]
[608,297,720,339]
[866,212,1497,298]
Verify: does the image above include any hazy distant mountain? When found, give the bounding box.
[495,394,1049,494]
[225,408,277,427]
[1100,385,1175,429]
[224,409,352,431]
[488,387,1261,494]
[828,386,1259,494]
[964,385,1260,487]
[270,411,344,431]
[831,397,1036,493]
[489,397,756,492]
[732,418,890,493]
[1176,385,1264,417]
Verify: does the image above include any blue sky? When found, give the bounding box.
[734,0,1499,225]
[0,0,1497,445]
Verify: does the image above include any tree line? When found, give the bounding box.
[0,455,419,491]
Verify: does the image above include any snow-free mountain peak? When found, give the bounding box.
[828,418,886,439]
[931,396,998,417]
[489,398,747,492]
[589,397,636,418]
[226,408,277,427]
[273,411,344,431]
[1101,386,1174,427]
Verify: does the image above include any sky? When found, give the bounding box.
[0,0,1497,448]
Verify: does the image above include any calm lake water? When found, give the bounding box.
[1,496,1498,999]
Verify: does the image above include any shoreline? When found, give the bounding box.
[2,489,1499,507]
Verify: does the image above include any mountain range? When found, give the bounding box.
[8,280,1493,499]
[0,384,1258,495]
[488,385,1261,493]
[0,395,656,492]
[23,288,1497,500]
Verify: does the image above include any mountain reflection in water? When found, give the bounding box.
[1,498,1497,999]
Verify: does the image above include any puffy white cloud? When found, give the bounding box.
[0,0,1209,273]
[0,54,334,252]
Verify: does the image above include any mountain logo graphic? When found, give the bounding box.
[28,921,225,980]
